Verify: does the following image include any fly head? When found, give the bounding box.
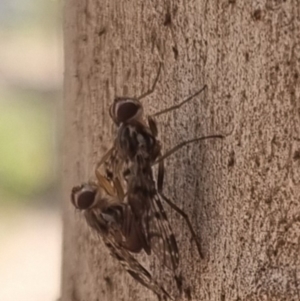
[71,184,98,210]
[110,98,144,125]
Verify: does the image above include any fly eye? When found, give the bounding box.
[76,190,96,209]
[117,102,139,123]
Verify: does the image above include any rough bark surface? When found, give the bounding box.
[62,0,300,300]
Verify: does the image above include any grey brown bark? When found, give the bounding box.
[62,0,300,300]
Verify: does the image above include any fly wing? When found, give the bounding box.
[103,145,131,196]
[147,191,180,271]
[105,237,173,300]
[126,162,180,271]
[85,209,173,300]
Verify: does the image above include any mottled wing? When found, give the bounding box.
[125,163,179,271]
[101,145,131,195]
[85,209,173,300]
[147,191,180,271]
[105,237,172,300]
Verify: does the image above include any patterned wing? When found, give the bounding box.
[85,209,173,300]
[105,238,173,300]
[126,163,180,272]
[140,175,183,294]
[97,144,131,200]
[147,191,180,272]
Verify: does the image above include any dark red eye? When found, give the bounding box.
[76,190,96,209]
[117,102,139,123]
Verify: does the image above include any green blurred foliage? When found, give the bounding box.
[0,91,57,202]
[0,0,61,205]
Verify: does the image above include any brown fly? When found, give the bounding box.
[71,173,173,300]
[96,64,224,279]
[71,63,224,298]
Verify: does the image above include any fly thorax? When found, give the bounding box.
[117,124,138,160]
[118,123,155,161]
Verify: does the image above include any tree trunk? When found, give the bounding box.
[62,0,300,300]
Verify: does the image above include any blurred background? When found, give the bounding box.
[0,1,62,300]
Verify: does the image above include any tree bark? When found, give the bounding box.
[62,0,300,300]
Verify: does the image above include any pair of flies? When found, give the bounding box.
[71,64,223,300]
